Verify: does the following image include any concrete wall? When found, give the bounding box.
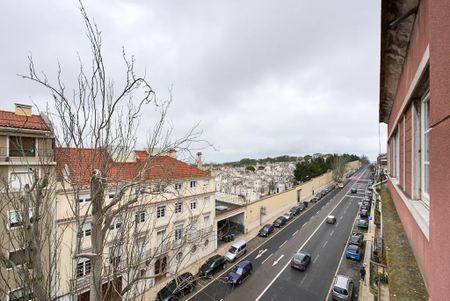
[244,160,360,233]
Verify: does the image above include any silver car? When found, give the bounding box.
[332,275,354,301]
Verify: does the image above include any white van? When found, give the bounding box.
[224,240,247,262]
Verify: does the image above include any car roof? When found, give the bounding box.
[231,240,246,247]
[347,245,359,251]
[208,255,222,261]
[335,275,350,288]
[237,260,251,267]
[296,250,311,257]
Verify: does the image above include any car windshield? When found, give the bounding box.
[348,245,359,252]
[231,266,244,275]
[263,226,270,231]
[158,280,177,299]
[228,246,238,253]
[334,287,348,295]
[295,253,306,261]
[276,218,282,223]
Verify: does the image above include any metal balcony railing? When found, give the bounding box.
[0,147,54,159]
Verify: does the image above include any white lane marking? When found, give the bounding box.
[343,209,347,214]
[255,249,268,259]
[272,254,285,266]
[261,253,273,265]
[313,254,320,263]
[330,230,335,236]
[292,230,298,237]
[322,241,328,248]
[255,168,367,301]
[340,216,343,220]
[279,240,288,249]
[300,274,308,286]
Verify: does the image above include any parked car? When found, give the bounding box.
[258,224,274,237]
[348,232,363,246]
[273,216,287,227]
[337,183,344,189]
[221,232,235,242]
[226,260,253,285]
[351,187,357,193]
[332,275,354,301]
[290,251,311,271]
[156,272,197,301]
[358,218,369,229]
[326,215,337,224]
[198,255,227,278]
[290,206,302,216]
[283,212,293,221]
[224,240,247,262]
[360,208,369,218]
[345,244,362,261]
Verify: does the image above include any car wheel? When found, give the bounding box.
[238,279,242,285]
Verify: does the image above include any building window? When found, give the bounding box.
[391,127,400,179]
[8,209,33,229]
[190,200,197,210]
[156,206,166,218]
[174,201,182,214]
[174,227,183,241]
[8,249,27,268]
[10,172,34,190]
[78,195,91,204]
[9,287,33,301]
[421,92,430,203]
[134,238,146,260]
[81,223,91,238]
[9,136,36,157]
[76,259,91,278]
[109,246,122,268]
[203,215,210,228]
[109,216,122,230]
[190,181,196,188]
[204,196,210,208]
[135,210,146,223]
[175,183,182,191]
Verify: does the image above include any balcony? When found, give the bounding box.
[152,243,170,255]
[0,147,54,165]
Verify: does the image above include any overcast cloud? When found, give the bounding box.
[0,0,386,163]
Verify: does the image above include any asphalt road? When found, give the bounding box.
[188,168,369,301]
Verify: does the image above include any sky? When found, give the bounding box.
[0,0,386,163]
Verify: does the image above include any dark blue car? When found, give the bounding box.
[345,244,362,261]
[226,260,253,285]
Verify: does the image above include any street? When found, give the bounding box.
[188,168,370,301]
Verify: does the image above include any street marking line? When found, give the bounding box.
[261,253,273,265]
[340,216,343,220]
[330,230,334,236]
[279,240,288,249]
[255,249,268,259]
[292,230,298,237]
[255,168,367,301]
[322,241,328,248]
[300,274,308,286]
[314,254,320,263]
[272,254,285,266]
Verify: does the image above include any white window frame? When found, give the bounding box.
[190,180,196,188]
[81,223,92,238]
[7,209,34,229]
[204,196,210,208]
[8,248,27,268]
[174,201,182,214]
[9,171,34,190]
[156,206,166,218]
[8,287,33,301]
[203,215,210,228]
[421,92,430,204]
[78,195,91,204]
[109,215,122,230]
[135,210,146,223]
[76,258,91,278]
[190,200,197,210]
[174,227,183,241]
[175,183,182,191]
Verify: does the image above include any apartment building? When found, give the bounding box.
[54,148,215,300]
[0,104,55,300]
[380,0,450,299]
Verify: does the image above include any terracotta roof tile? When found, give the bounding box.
[55,148,209,186]
[0,110,49,131]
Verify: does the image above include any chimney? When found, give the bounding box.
[196,152,203,169]
[15,103,32,117]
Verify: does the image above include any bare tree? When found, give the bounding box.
[0,133,62,301]
[19,2,214,301]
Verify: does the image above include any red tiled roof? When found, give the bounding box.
[55,148,209,186]
[0,110,50,131]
